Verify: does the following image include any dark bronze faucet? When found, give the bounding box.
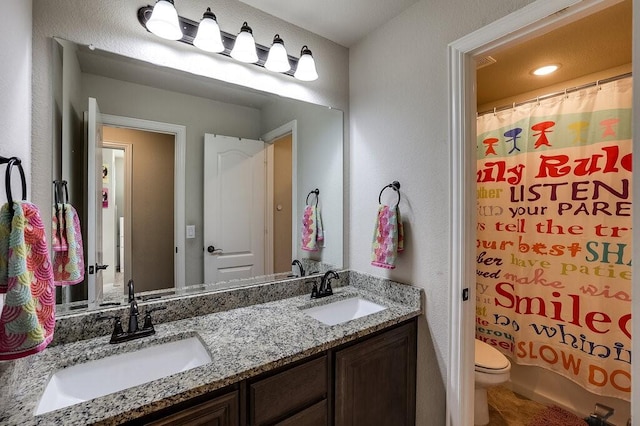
[101,280,166,344]
[292,259,305,277]
[311,270,338,299]
[127,279,139,333]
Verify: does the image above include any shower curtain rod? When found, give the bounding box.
[477,71,632,117]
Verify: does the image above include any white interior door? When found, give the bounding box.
[203,134,266,284]
[86,97,105,306]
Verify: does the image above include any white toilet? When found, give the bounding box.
[474,339,511,425]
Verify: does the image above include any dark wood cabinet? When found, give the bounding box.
[249,355,327,425]
[135,319,416,426]
[334,321,417,426]
[145,390,239,426]
[275,400,327,426]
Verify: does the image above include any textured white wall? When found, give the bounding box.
[0,0,31,205]
[348,0,536,423]
[31,0,349,212]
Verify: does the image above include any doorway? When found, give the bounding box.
[102,127,176,296]
[447,1,637,425]
[264,120,298,276]
[100,144,127,302]
[101,114,186,293]
[271,133,293,274]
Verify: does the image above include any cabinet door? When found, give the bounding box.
[335,322,417,426]
[146,390,238,426]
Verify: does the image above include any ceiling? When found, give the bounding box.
[476,0,632,108]
[237,0,419,47]
[86,1,631,110]
[237,0,631,107]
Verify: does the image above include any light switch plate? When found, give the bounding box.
[186,225,196,239]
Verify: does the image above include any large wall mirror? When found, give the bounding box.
[52,38,343,312]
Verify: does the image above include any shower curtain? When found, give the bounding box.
[475,77,632,401]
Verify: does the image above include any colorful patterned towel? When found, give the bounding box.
[0,201,55,360]
[301,204,324,251]
[371,204,404,269]
[52,203,85,286]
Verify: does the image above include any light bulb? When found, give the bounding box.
[294,45,318,81]
[193,8,224,53]
[265,34,291,73]
[532,64,560,76]
[145,0,183,41]
[230,22,258,63]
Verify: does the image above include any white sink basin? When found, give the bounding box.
[302,297,387,326]
[36,336,211,415]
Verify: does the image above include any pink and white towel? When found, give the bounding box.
[0,201,56,360]
[301,204,324,251]
[371,204,404,269]
[52,203,85,286]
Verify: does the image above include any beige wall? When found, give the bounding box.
[103,127,174,293]
[478,63,633,113]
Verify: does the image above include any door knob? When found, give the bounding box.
[96,264,109,271]
[207,246,222,254]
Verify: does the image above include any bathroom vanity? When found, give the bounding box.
[0,271,421,425]
[141,320,416,426]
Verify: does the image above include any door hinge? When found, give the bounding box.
[462,288,469,301]
[175,247,178,253]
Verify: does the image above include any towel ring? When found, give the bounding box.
[306,188,319,206]
[53,180,69,205]
[2,156,27,216]
[53,180,70,243]
[378,181,401,207]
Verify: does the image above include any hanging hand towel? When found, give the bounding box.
[52,204,68,252]
[371,204,404,269]
[301,204,324,251]
[52,203,85,286]
[0,201,56,360]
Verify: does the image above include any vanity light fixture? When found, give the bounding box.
[145,0,183,41]
[532,64,560,76]
[230,22,259,63]
[137,4,318,81]
[264,34,291,73]
[293,46,318,82]
[193,8,224,53]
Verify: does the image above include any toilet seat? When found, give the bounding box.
[475,339,510,374]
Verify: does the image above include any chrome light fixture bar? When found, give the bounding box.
[137,5,312,79]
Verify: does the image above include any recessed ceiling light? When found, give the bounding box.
[532,64,560,76]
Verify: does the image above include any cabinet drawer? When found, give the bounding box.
[275,399,327,426]
[250,355,327,425]
[146,390,238,426]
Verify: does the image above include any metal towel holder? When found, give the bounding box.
[378,181,401,207]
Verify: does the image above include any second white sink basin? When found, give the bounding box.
[302,297,387,326]
[35,336,211,415]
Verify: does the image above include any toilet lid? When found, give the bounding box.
[475,339,510,371]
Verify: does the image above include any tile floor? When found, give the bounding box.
[487,385,547,426]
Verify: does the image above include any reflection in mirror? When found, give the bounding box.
[52,38,343,313]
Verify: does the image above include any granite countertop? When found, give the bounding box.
[0,276,422,425]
